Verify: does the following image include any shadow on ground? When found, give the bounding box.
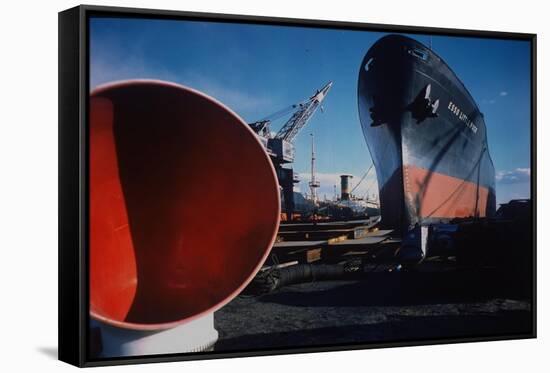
[215,266,532,352]
[257,268,530,308]
[216,311,531,351]
[37,346,58,360]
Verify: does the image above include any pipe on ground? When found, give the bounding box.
[244,263,364,295]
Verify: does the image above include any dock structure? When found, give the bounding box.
[266,216,400,266]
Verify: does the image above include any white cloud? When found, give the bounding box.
[496,167,530,184]
[90,55,179,90]
[90,56,276,118]
[482,90,509,106]
[177,72,275,114]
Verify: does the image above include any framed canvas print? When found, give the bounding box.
[58,4,536,367]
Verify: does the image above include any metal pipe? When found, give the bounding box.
[89,80,280,331]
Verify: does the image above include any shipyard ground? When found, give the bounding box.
[214,262,532,351]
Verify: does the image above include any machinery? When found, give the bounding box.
[249,82,333,220]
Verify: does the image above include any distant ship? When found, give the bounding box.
[358,34,496,231]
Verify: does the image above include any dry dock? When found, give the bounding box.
[214,263,531,351]
[214,216,532,352]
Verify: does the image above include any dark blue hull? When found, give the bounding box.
[358,35,496,230]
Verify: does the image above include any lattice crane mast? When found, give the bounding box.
[276,81,332,142]
[249,81,333,164]
[248,82,332,221]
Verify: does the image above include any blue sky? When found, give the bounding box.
[90,17,532,204]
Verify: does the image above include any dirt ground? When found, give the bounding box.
[214,264,532,352]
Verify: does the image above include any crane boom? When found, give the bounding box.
[247,82,333,221]
[275,81,332,142]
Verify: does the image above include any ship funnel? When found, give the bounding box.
[89,80,280,331]
[340,174,353,200]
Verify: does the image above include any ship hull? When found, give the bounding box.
[358,35,496,231]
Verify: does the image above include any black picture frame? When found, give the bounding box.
[59,4,537,367]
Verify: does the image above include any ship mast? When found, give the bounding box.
[248,82,332,221]
[309,133,320,205]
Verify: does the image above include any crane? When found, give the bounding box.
[248,82,333,220]
[249,81,333,163]
[276,82,332,142]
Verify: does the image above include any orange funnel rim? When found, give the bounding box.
[89,79,280,330]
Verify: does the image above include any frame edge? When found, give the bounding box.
[58,5,86,367]
[60,4,537,367]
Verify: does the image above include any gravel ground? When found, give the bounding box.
[214,266,532,352]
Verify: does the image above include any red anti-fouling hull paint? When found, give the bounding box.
[404,165,489,220]
[90,80,280,330]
